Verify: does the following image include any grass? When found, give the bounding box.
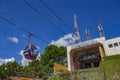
[48,54,120,80]
[99,54,120,80]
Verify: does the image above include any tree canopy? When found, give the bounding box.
[41,45,67,66]
[0,45,67,79]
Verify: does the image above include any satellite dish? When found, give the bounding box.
[23,33,39,60]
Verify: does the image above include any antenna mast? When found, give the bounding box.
[74,14,80,43]
[98,22,104,37]
[85,29,90,40]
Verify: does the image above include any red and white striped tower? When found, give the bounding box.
[98,22,104,37]
[85,29,90,40]
[74,15,81,43]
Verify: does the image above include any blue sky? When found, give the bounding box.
[0,0,120,62]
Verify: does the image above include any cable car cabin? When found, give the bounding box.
[23,44,39,60]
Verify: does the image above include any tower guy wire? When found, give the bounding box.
[39,0,73,33]
[0,16,49,44]
[24,0,65,35]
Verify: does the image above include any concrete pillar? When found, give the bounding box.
[67,46,72,71]
[91,62,94,68]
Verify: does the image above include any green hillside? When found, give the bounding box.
[99,54,120,80]
[48,55,120,80]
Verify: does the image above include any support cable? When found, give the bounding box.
[24,0,65,35]
[39,0,73,32]
[0,16,49,44]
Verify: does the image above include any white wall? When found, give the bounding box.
[67,46,72,71]
[66,37,106,71]
[103,37,120,56]
[67,37,120,71]
[94,37,106,43]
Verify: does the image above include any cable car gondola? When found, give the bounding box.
[23,33,39,60]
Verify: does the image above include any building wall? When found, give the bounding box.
[67,36,120,71]
[103,37,120,56]
[67,46,72,71]
[67,37,106,71]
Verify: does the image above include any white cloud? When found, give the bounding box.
[0,57,15,66]
[19,50,32,67]
[8,37,19,43]
[50,33,75,47]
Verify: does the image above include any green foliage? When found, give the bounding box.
[21,60,46,79]
[40,45,67,73]
[0,65,6,79]
[0,45,67,80]
[41,45,67,65]
[0,61,23,79]
[99,54,120,80]
[1,45,120,80]
[39,45,67,79]
[48,69,100,80]
[48,55,120,80]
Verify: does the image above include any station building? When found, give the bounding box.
[67,15,120,71]
[67,36,120,71]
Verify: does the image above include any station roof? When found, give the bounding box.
[70,43,103,56]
